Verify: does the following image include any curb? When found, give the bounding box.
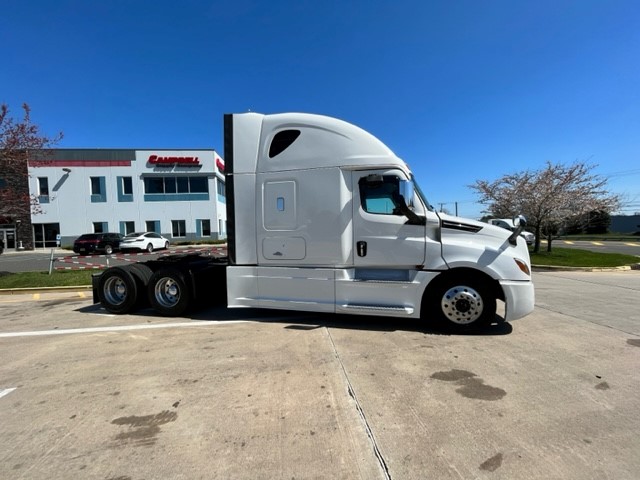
[0,285,92,296]
[532,264,640,272]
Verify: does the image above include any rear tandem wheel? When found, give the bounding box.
[97,266,138,314]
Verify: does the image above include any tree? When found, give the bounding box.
[471,161,620,253]
[0,103,62,215]
[0,103,62,249]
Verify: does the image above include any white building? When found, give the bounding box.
[26,148,226,248]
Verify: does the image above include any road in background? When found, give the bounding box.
[0,246,226,274]
[543,239,640,256]
[0,271,638,479]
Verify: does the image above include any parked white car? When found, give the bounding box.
[120,232,170,252]
[488,219,535,245]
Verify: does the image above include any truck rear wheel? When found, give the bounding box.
[97,266,138,314]
[129,263,154,309]
[147,268,191,316]
[425,274,496,332]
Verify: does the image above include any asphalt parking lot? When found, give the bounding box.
[1,271,639,480]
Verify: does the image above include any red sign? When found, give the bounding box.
[148,155,200,166]
[216,158,225,172]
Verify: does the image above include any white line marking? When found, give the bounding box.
[0,388,16,399]
[0,321,248,338]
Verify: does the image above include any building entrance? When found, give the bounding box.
[0,227,16,250]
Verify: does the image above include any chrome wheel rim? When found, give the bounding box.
[104,276,127,305]
[441,285,483,324]
[154,277,181,308]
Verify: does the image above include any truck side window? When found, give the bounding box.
[269,130,301,158]
[358,175,403,215]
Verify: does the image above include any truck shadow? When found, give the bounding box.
[77,303,512,336]
[191,306,514,336]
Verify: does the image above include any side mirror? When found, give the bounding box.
[508,215,527,245]
[399,180,415,208]
[396,180,425,225]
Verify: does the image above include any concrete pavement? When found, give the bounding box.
[0,271,639,479]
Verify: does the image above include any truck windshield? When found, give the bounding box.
[411,175,433,212]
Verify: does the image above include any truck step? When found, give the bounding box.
[340,304,414,315]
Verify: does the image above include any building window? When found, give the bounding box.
[172,220,186,238]
[117,176,134,202]
[32,223,60,248]
[190,177,208,193]
[164,177,177,193]
[90,176,107,203]
[145,177,164,194]
[144,176,209,201]
[38,177,50,203]
[177,177,189,193]
[122,177,133,195]
[146,220,160,233]
[216,180,225,203]
[91,177,102,195]
[120,221,135,235]
[93,222,107,233]
[199,219,211,237]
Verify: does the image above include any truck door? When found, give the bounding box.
[352,170,426,268]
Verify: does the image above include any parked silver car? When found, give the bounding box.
[489,219,535,245]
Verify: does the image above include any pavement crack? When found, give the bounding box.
[325,328,392,480]
[540,274,640,292]
[535,304,638,336]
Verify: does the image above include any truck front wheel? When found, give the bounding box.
[425,274,496,331]
[97,266,138,314]
[148,268,191,316]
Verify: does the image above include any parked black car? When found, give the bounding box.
[73,233,123,255]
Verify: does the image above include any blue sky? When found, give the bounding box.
[2,0,639,218]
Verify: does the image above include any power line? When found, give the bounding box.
[603,168,640,178]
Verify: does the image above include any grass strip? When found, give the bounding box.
[0,270,95,289]
[530,248,639,267]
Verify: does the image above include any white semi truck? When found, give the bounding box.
[94,112,534,331]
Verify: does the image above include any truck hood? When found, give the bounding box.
[438,212,529,251]
[437,212,512,243]
[436,212,532,280]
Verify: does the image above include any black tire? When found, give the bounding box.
[104,244,113,255]
[97,266,138,314]
[164,241,170,250]
[147,268,191,316]
[129,263,154,284]
[424,274,496,332]
[129,263,154,309]
[146,243,154,253]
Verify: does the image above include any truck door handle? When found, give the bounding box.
[357,241,367,257]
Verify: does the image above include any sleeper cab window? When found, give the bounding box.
[269,130,301,158]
